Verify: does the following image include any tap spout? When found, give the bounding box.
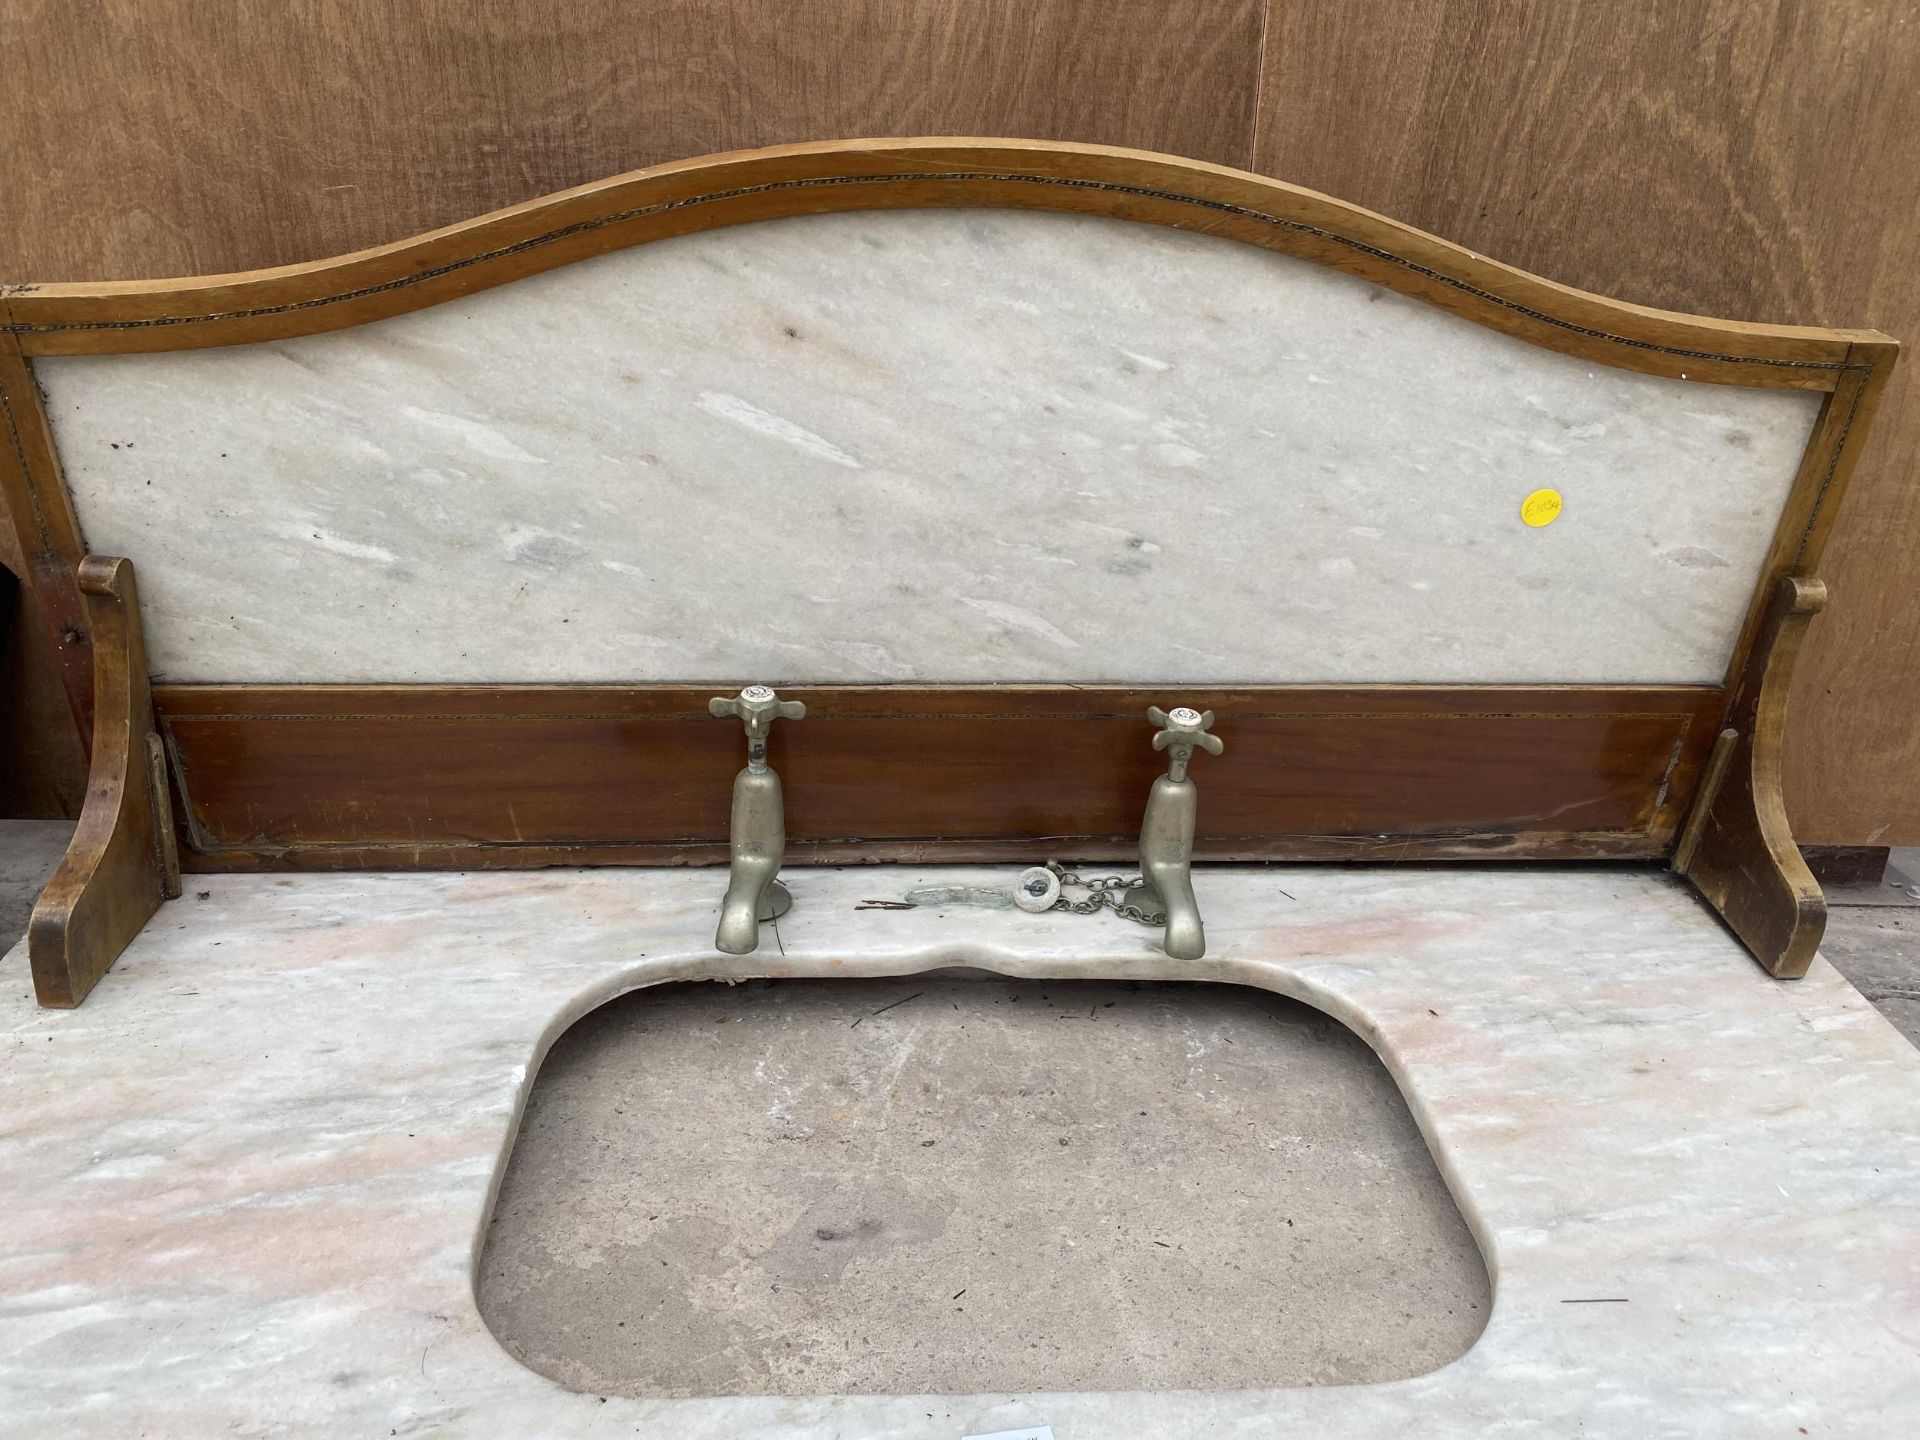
[1138,704,1223,960]
[708,684,805,956]
[1139,773,1205,960]
[715,764,789,955]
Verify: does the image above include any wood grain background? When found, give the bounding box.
[1,0,1912,843]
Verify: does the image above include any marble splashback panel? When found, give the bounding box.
[39,210,1821,685]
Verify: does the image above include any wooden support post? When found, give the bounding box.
[1675,575,1828,978]
[28,556,181,1007]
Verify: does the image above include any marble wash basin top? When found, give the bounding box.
[2,864,1917,1438]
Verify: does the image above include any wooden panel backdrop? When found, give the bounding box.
[1,0,1913,844]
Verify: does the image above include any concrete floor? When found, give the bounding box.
[3,821,1918,1397]
[477,974,1489,1396]
[0,821,71,947]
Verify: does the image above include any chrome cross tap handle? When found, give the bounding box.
[708,684,806,769]
[707,685,806,954]
[1148,705,1224,782]
[1139,704,1225,959]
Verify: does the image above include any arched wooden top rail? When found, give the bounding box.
[0,138,1897,392]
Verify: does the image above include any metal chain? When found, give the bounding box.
[1043,860,1165,926]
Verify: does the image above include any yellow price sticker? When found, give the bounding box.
[1521,488,1563,528]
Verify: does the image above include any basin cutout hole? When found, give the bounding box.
[477,974,1489,1396]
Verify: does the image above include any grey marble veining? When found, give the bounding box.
[2,865,1917,1436]
[40,210,1819,685]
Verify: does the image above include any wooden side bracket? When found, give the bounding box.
[1675,574,1829,977]
[27,556,181,1007]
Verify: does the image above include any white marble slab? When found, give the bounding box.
[39,210,1820,685]
[2,866,1917,1436]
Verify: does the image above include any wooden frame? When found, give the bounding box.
[151,683,1721,871]
[25,557,180,1006]
[1674,576,1832,978]
[0,138,1897,1003]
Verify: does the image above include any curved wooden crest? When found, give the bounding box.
[1,138,1894,386]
